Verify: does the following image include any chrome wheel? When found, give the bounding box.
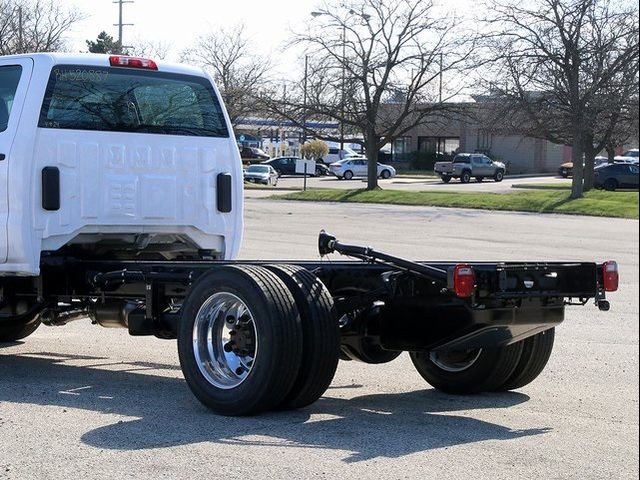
[429,349,483,373]
[192,292,258,389]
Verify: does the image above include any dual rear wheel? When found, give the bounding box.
[410,328,555,394]
[177,265,340,416]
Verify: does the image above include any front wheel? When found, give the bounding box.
[460,171,472,184]
[410,342,524,394]
[494,170,505,182]
[0,317,42,343]
[380,169,391,180]
[177,265,303,415]
[0,303,44,343]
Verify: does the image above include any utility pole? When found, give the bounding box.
[17,6,23,54]
[302,55,309,144]
[113,0,134,51]
[340,24,346,153]
[439,53,444,103]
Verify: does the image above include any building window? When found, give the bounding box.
[418,137,460,156]
[393,136,412,161]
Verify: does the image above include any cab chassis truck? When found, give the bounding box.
[0,54,618,415]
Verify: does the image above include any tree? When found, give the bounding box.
[128,37,170,60]
[300,139,329,161]
[482,0,639,198]
[0,0,83,55]
[262,0,472,190]
[183,25,271,128]
[86,31,123,55]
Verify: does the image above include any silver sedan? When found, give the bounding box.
[243,165,279,186]
[329,159,397,180]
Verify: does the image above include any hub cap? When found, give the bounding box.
[192,292,258,389]
[429,349,482,373]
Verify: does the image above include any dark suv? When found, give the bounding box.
[262,157,329,176]
[594,163,639,191]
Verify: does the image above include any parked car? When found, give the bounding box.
[329,159,396,180]
[434,153,506,183]
[559,157,628,178]
[240,146,270,162]
[594,163,639,191]
[243,164,279,186]
[614,149,639,163]
[261,157,329,177]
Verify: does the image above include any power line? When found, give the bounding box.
[113,0,134,49]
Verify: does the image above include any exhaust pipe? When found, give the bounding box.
[41,301,140,328]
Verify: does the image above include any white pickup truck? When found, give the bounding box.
[0,53,618,416]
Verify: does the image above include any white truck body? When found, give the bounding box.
[0,53,243,276]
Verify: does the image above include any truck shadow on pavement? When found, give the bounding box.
[0,351,550,463]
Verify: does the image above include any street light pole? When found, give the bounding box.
[340,24,346,154]
[302,54,309,144]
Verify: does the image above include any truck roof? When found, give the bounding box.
[1,52,208,78]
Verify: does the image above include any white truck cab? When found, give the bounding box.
[0,53,243,275]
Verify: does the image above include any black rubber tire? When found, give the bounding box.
[409,342,524,394]
[177,265,303,416]
[494,170,505,182]
[441,175,452,183]
[460,171,471,184]
[0,317,41,343]
[604,179,618,191]
[497,328,555,391]
[380,170,391,179]
[266,265,341,409]
[343,170,354,180]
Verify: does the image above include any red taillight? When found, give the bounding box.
[454,264,476,298]
[602,261,619,292]
[109,56,158,70]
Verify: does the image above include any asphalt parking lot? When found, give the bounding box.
[1,198,638,480]
[268,173,569,194]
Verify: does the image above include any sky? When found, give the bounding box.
[62,0,475,75]
[65,0,341,61]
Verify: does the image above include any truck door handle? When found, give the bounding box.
[0,153,5,161]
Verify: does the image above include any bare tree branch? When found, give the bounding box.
[0,0,84,55]
[479,0,639,198]
[183,25,272,128]
[260,0,474,190]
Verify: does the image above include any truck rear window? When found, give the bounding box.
[38,65,229,137]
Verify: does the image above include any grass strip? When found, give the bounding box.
[272,188,639,219]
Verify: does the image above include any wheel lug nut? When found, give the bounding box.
[226,315,236,324]
[235,366,245,375]
[223,342,234,353]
